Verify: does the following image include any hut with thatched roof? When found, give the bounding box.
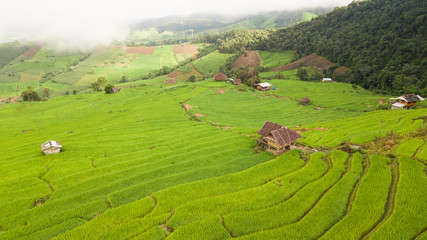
[256,121,301,154]
[213,72,227,81]
[232,79,242,86]
[300,97,311,106]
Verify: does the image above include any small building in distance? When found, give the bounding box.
[300,97,311,106]
[232,79,242,86]
[112,87,121,93]
[390,94,425,109]
[322,78,333,82]
[257,82,272,91]
[166,79,176,84]
[41,140,62,155]
[256,121,302,154]
[213,72,227,81]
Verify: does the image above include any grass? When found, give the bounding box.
[0,60,426,239]
[319,155,391,239]
[192,51,232,75]
[258,50,294,69]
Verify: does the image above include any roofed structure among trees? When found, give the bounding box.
[213,72,227,81]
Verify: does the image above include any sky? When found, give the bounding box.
[0,0,353,50]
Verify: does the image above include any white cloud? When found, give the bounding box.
[0,0,353,49]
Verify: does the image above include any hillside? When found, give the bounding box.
[266,0,427,95]
[0,77,426,239]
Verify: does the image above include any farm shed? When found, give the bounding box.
[257,82,272,91]
[166,79,176,84]
[213,72,227,81]
[390,94,424,109]
[112,87,121,93]
[41,140,62,155]
[322,78,333,82]
[232,79,242,86]
[300,97,311,105]
[256,121,302,154]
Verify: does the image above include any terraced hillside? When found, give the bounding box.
[0,79,426,239]
[0,44,199,98]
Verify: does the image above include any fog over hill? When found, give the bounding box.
[0,0,352,50]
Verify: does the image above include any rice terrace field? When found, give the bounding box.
[0,44,426,240]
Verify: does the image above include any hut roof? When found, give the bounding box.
[257,121,284,137]
[258,82,272,88]
[257,121,302,147]
[112,87,121,93]
[270,127,302,147]
[41,140,62,151]
[400,94,424,102]
[213,72,227,80]
[233,79,242,84]
[300,97,310,105]
[166,79,176,84]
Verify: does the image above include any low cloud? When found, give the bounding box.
[0,0,353,50]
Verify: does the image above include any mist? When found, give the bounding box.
[0,0,353,50]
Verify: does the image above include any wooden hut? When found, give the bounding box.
[166,79,176,84]
[300,97,311,105]
[390,94,425,109]
[257,82,272,91]
[232,79,242,86]
[213,72,227,81]
[112,87,121,93]
[256,121,301,153]
[41,140,62,155]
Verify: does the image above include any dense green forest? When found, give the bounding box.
[196,0,427,95]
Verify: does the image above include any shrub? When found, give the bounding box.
[21,87,41,101]
[104,84,114,94]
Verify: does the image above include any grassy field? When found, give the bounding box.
[258,50,294,69]
[0,46,426,239]
[192,51,233,76]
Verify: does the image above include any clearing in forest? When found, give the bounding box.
[272,53,346,74]
[233,51,262,69]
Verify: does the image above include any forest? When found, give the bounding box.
[195,0,427,95]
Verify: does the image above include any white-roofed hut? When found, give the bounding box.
[257,82,272,91]
[41,140,62,155]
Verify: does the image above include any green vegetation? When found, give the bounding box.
[258,50,294,69]
[0,43,30,69]
[192,51,232,75]
[396,139,425,157]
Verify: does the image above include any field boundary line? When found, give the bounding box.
[35,166,54,207]
[221,215,234,238]
[160,209,175,233]
[295,153,350,223]
[361,157,399,239]
[415,229,427,240]
[318,154,368,238]
[104,197,112,209]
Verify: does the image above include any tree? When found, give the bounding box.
[120,75,127,83]
[104,84,114,94]
[73,90,77,95]
[21,86,41,101]
[43,88,50,98]
[91,77,105,91]
[187,75,196,82]
[297,66,309,81]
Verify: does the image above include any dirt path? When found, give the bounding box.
[191,63,202,75]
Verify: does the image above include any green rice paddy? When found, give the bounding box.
[0,47,426,239]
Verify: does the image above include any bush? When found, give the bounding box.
[21,87,41,101]
[104,84,114,94]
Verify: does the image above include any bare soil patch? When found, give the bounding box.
[233,51,262,68]
[0,96,18,104]
[216,89,225,94]
[183,104,197,111]
[195,113,206,117]
[125,46,156,54]
[272,53,348,74]
[173,45,198,58]
[22,45,42,58]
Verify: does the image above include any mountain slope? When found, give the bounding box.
[267,0,426,94]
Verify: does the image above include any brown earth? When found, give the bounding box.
[125,46,156,54]
[168,64,202,82]
[216,89,225,94]
[173,45,198,58]
[22,45,42,58]
[195,113,206,117]
[183,104,197,111]
[233,51,262,69]
[0,96,18,104]
[272,53,347,75]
